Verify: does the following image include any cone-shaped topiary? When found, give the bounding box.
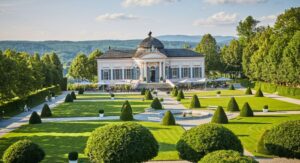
[227,97,240,111]
[240,102,254,117]
[245,87,252,95]
[71,91,76,99]
[64,94,73,102]
[162,110,176,125]
[3,139,45,163]
[78,88,84,94]
[229,84,235,90]
[211,106,228,124]
[172,87,178,97]
[141,88,146,95]
[200,150,258,163]
[189,94,201,109]
[120,100,133,121]
[178,90,185,99]
[40,104,52,118]
[29,111,42,124]
[256,130,270,155]
[176,94,181,101]
[255,88,264,97]
[144,90,153,100]
[151,98,163,110]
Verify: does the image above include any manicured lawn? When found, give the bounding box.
[180,96,300,111]
[0,121,185,162]
[185,90,246,97]
[52,100,152,117]
[76,93,144,100]
[223,114,300,157]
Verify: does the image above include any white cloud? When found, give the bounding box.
[258,14,277,26]
[204,0,267,5]
[122,0,179,7]
[193,12,238,26]
[95,13,139,21]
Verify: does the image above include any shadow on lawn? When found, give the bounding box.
[159,142,177,152]
[229,122,271,125]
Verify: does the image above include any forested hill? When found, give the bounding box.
[0,35,234,65]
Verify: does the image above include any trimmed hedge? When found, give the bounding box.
[141,88,146,95]
[256,130,270,155]
[85,122,159,163]
[3,139,45,163]
[263,120,300,158]
[200,150,258,163]
[240,102,254,117]
[189,94,201,109]
[211,106,228,124]
[70,91,76,100]
[162,111,176,125]
[172,87,178,97]
[229,84,235,90]
[245,87,253,95]
[227,97,240,111]
[254,82,300,98]
[120,100,133,121]
[64,94,73,103]
[40,104,52,118]
[178,90,185,99]
[255,88,264,97]
[176,123,243,162]
[29,111,42,124]
[0,85,60,117]
[151,98,163,110]
[144,90,153,100]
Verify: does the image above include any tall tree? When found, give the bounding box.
[29,53,44,89]
[41,54,54,86]
[236,16,260,45]
[69,53,91,80]
[88,49,102,81]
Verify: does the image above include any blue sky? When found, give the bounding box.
[0,0,299,40]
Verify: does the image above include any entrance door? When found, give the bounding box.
[150,66,156,82]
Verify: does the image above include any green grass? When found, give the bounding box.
[76,93,144,100]
[52,100,152,117]
[0,121,184,162]
[223,114,300,157]
[180,96,300,111]
[185,90,246,97]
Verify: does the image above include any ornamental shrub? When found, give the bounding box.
[151,98,163,110]
[141,88,146,95]
[40,104,52,118]
[144,90,153,100]
[85,122,159,163]
[3,139,45,163]
[68,152,78,161]
[78,88,84,94]
[255,88,264,97]
[160,98,164,102]
[245,87,253,95]
[120,100,133,121]
[263,120,300,158]
[29,111,42,124]
[240,102,254,117]
[227,97,240,112]
[172,87,178,97]
[176,123,243,162]
[178,90,185,99]
[176,95,181,101]
[189,94,201,108]
[211,106,228,124]
[162,111,176,125]
[256,130,270,155]
[70,91,76,99]
[200,150,258,163]
[64,94,73,103]
[229,84,235,90]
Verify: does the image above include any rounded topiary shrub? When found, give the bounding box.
[200,150,258,163]
[64,94,73,103]
[172,87,178,97]
[256,130,270,155]
[144,90,153,100]
[211,106,228,124]
[245,87,253,95]
[227,97,240,112]
[178,90,185,99]
[78,88,84,94]
[255,88,264,97]
[3,139,45,163]
[162,111,176,125]
[229,84,235,90]
[151,98,163,110]
[141,88,146,95]
[263,120,300,158]
[40,104,52,118]
[189,94,201,109]
[71,91,76,100]
[29,111,42,124]
[85,122,159,163]
[120,100,133,121]
[240,102,254,117]
[176,123,243,162]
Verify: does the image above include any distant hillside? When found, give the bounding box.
[0,35,234,65]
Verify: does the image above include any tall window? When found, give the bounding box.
[193,66,202,78]
[171,67,179,79]
[124,69,133,79]
[182,67,190,78]
[113,69,122,80]
[102,69,110,80]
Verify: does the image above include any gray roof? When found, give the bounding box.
[164,49,204,57]
[139,36,164,49]
[98,49,136,59]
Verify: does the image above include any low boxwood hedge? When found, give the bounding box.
[200,150,258,163]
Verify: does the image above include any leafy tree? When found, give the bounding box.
[49,53,63,86]
[29,53,44,90]
[274,7,300,38]
[69,53,91,81]
[88,49,102,81]
[236,16,260,44]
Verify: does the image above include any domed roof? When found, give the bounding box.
[139,32,164,49]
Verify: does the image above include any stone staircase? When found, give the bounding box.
[135,83,173,90]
